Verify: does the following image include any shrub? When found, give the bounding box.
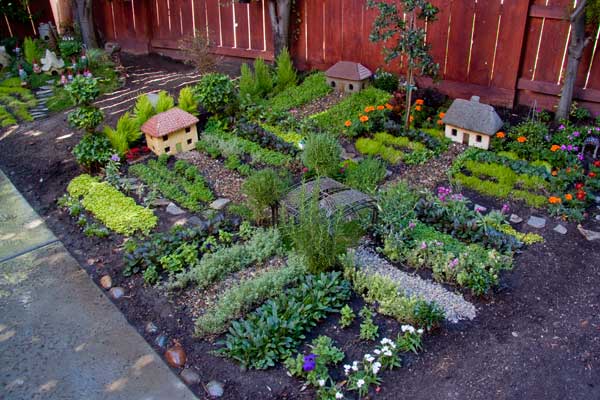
[155,90,175,113]
[23,37,39,64]
[301,133,341,176]
[239,63,259,101]
[67,174,157,235]
[339,304,355,328]
[177,86,198,116]
[72,134,113,171]
[133,94,156,128]
[103,112,140,156]
[254,58,273,97]
[65,76,100,106]
[274,47,297,93]
[58,37,81,58]
[195,73,236,114]
[242,169,289,224]
[195,253,306,337]
[178,30,218,72]
[372,68,399,93]
[344,157,387,193]
[268,72,331,113]
[283,187,363,274]
[359,306,379,341]
[218,272,351,369]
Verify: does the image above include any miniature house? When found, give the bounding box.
[325,61,372,93]
[141,107,199,156]
[442,96,503,150]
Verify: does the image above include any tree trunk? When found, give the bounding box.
[555,0,588,121]
[267,0,291,57]
[74,0,98,49]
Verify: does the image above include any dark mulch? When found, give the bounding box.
[1,53,599,400]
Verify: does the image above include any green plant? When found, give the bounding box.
[67,174,157,235]
[155,90,175,113]
[195,253,306,337]
[58,37,81,58]
[372,68,399,93]
[23,37,39,64]
[302,133,341,176]
[72,134,113,171]
[359,306,379,341]
[103,112,140,156]
[242,169,289,224]
[254,58,273,97]
[283,186,363,274]
[177,86,198,116]
[65,76,100,106]
[195,73,237,114]
[274,47,297,93]
[133,94,156,128]
[217,272,351,370]
[239,63,259,101]
[339,304,355,328]
[268,72,332,113]
[343,157,387,193]
[159,242,199,275]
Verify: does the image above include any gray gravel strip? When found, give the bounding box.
[354,246,477,323]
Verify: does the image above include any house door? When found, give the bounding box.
[462,133,469,145]
[176,142,183,153]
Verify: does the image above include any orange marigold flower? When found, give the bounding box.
[364,106,375,113]
[548,196,562,204]
[517,136,527,143]
[439,112,446,118]
[344,120,352,127]
[359,115,369,123]
[415,99,424,105]
[565,193,573,201]
[385,103,393,110]
[415,105,422,112]
[551,170,558,176]
[496,131,505,138]
[377,105,385,111]
[437,119,443,125]
[550,144,560,152]
[409,115,414,122]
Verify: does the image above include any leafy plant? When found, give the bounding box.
[268,72,331,113]
[58,37,81,58]
[103,112,140,156]
[343,157,387,193]
[359,306,379,341]
[177,86,198,116]
[242,168,289,224]
[372,68,399,93]
[133,94,156,128]
[339,304,355,328]
[254,58,273,98]
[195,73,237,114]
[155,90,175,113]
[72,133,113,171]
[302,133,341,177]
[274,47,297,93]
[65,76,100,106]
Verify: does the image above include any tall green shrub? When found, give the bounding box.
[253,58,273,97]
[274,47,297,93]
[133,94,156,128]
[242,169,289,224]
[301,133,341,177]
[195,73,237,114]
[239,63,259,101]
[155,91,175,113]
[177,86,198,116]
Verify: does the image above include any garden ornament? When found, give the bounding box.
[580,136,600,159]
[33,60,41,74]
[60,74,68,85]
[0,46,10,68]
[41,49,65,73]
[18,65,27,83]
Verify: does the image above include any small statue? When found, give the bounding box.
[60,74,68,85]
[71,56,78,71]
[67,69,73,82]
[581,136,600,159]
[32,59,41,74]
[18,64,28,85]
[84,68,92,78]
[80,49,88,67]
[14,45,21,58]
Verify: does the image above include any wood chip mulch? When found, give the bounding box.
[289,90,348,120]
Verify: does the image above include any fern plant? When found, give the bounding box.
[133,94,156,128]
[155,91,175,113]
[103,112,140,156]
[178,86,198,116]
[274,47,297,93]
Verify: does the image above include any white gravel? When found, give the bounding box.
[354,246,477,323]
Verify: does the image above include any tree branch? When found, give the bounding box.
[570,0,587,22]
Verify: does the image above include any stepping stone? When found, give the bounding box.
[186,216,210,230]
[527,216,546,229]
[509,214,523,224]
[577,224,600,241]
[39,85,53,90]
[152,198,171,207]
[166,203,185,216]
[206,381,224,397]
[553,224,567,235]
[180,369,200,385]
[209,198,230,210]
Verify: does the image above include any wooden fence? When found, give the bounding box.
[7,0,600,114]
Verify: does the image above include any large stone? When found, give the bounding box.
[206,380,224,397]
[40,49,65,73]
[577,224,600,241]
[186,216,210,230]
[509,214,523,224]
[99,275,112,289]
[209,198,231,210]
[109,287,125,299]
[165,344,187,368]
[553,224,567,235]
[180,369,200,386]
[527,216,546,229]
[166,203,186,216]
[155,334,169,348]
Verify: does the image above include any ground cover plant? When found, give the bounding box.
[267,72,332,113]
[0,79,36,126]
[129,155,214,211]
[66,174,157,235]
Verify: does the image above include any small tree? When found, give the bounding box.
[367,0,439,129]
[66,76,103,135]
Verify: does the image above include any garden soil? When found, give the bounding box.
[1,54,599,400]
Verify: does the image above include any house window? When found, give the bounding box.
[187,138,192,145]
[476,135,482,143]
[331,80,336,88]
[348,83,354,91]
[164,146,170,153]
[451,129,458,136]
[162,135,169,141]
[185,127,191,133]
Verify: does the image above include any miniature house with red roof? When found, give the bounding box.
[141,107,199,156]
[325,61,372,93]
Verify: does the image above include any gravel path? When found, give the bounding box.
[354,246,477,323]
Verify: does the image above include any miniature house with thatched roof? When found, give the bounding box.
[141,107,199,156]
[442,96,503,150]
[325,61,372,93]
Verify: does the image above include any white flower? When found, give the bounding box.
[318,379,325,387]
[380,338,392,345]
[364,354,375,363]
[389,341,396,349]
[384,350,393,356]
[417,328,424,334]
[372,361,382,375]
[381,345,389,352]
[335,393,344,399]
[374,349,381,355]
[356,379,365,388]
[352,361,359,371]
[401,324,415,333]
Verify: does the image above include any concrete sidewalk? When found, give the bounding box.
[0,170,198,400]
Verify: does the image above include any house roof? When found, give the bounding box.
[141,107,199,138]
[325,61,372,81]
[442,96,503,136]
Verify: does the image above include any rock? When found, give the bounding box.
[99,275,112,289]
[527,216,546,229]
[385,169,393,178]
[180,369,200,385]
[119,177,138,185]
[145,322,158,334]
[577,224,600,241]
[39,85,53,90]
[186,216,210,230]
[165,344,187,368]
[109,287,125,299]
[474,204,487,213]
[341,149,356,160]
[595,215,600,222]
[166,202,186,216]
[105,41,121,55]
[553,224,567,235]
[595,196,600,204]
[509,214,523,224]
[209,198,231,210]
[40,49,65,73]
[155,334,168,348]
[206,380,224,397]
[511,331,518,337]
[152,198,171,207]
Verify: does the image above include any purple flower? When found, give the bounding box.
[448,258,459,269]
[110,154,120,162]
[567,144,573,151]
[420,242,427,250]
[501,203,510,214]
[408,221,416,229]
[573,146,578,152]
[578,153,584,161]
[573,131,580,137]
[595,127,600,131]
[475,206,485,213]
[303,354,317,372]
[559,124,565,130]
[560,145,567,151]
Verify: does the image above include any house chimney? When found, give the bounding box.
[470,95,480,102]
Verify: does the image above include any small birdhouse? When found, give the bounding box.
[442,96,503,150]
[325,61,372,93]
[141,107,199,156]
